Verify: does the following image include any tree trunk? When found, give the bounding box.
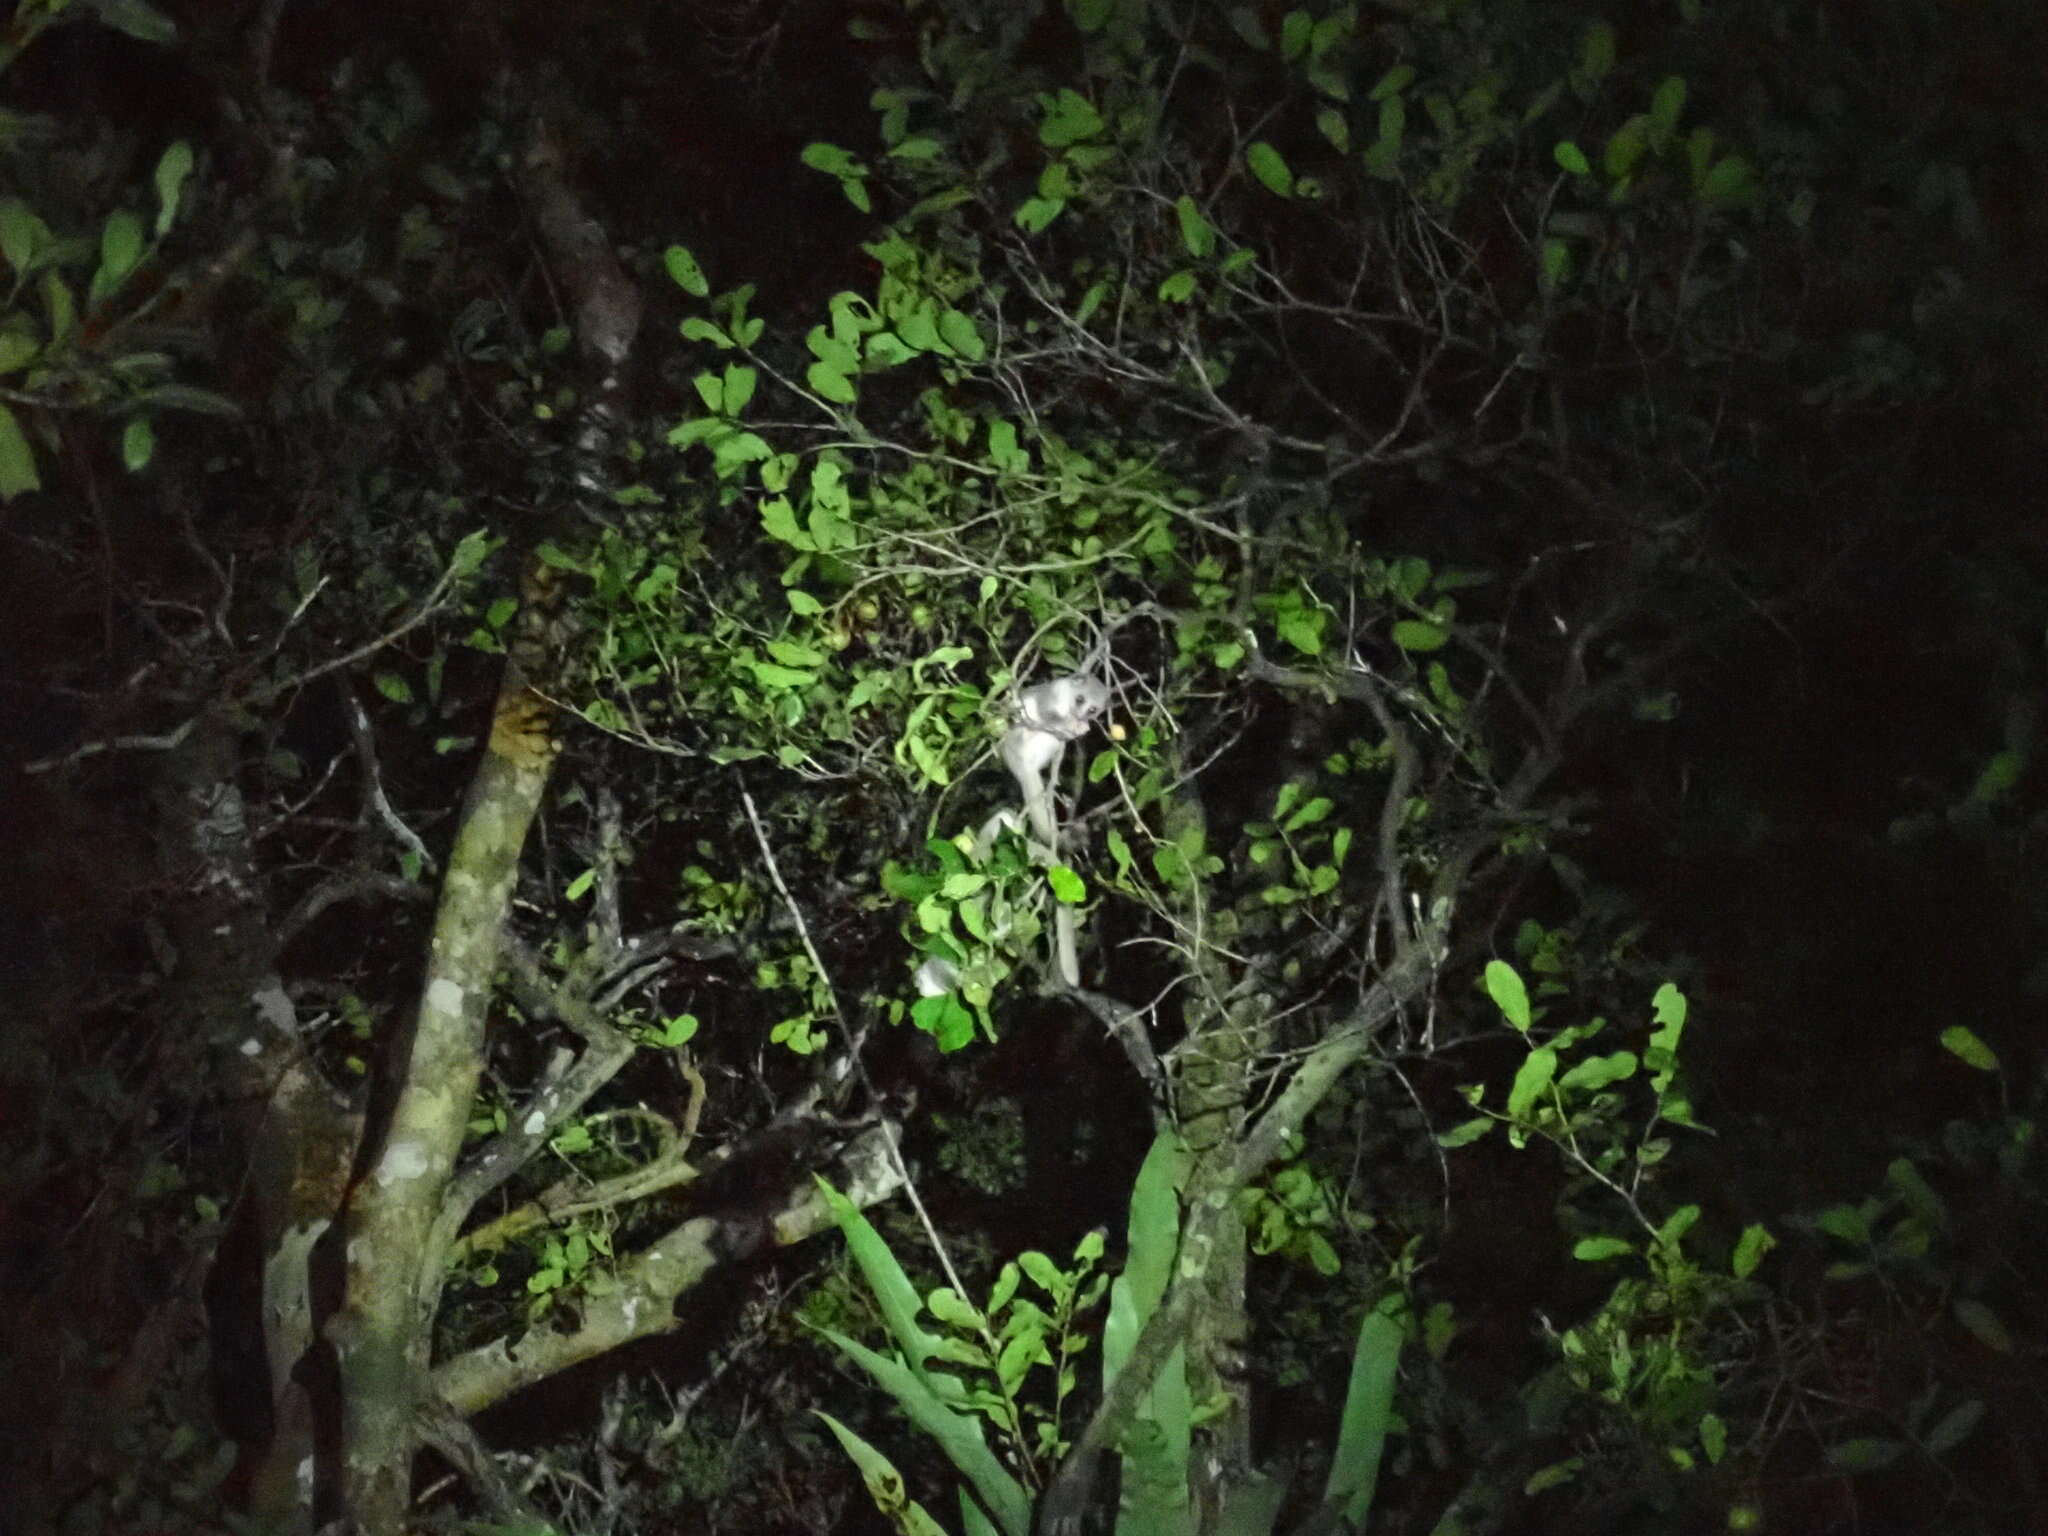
[157,717,362,1535]
[1175,995,1265,1533]
[333,591,562,1534]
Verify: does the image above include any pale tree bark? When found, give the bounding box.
[1177,994,1266,1531]
[332,101,637,1533]
[433,1121,904,1416]
[1159,788,1268,1531]
[332,576,566,1532]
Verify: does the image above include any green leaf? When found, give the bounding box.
[1484,959,1531,1030]
[1578,21,1616,87]
[937,309,985,361]
[1275,604,1324,655]
[911,992,975,1050]
[996,1329,1042,1393]
[1437,1117,1494,1149]
[125,383,242,416]
[564,867,595,902]
[1324,1309,1400,1526]
[1038,89,1104,148]
[655,1012,699,1046]
[1106,1134,1189,1515]
[0,403,40,499]
[1650,981,1687,1030]
[88,0,178,44]
[1969,747,2022,802]
[1604,115,1650,182]
[1699,1412,1727,1464]
[680,316,733,348]
[1553,141,1592,177]
[374,672,414,705]
[664,244,710,296]
[749,661,817,688]
[1885,1157,1946,1229]
[1014,195,1065,232]
[801,142,864,177]
[1246,141,1295,197]
[1524,1459,1583,1495]
[808,327,859,370]
[1368,64,1415,101]
[91,208,145,305]
[722,363,758,414]
[1308,9,1353,58]
[1650,75,1687,139]
[1391,619,1447,652]
[1571,1236,1633,1262]
[1282,795,1333,831]
[1557,1050,1638,1093]
[1698,154,1757,208]
[1389,557,1431,600]
[1952,1298,2012,1353]
[1815,1203,1870,1244]
[1362,96,1404,178]
[1067,0,1112,32]
[1655,1204,1702,1251]
[120,415,155,472]
[1923,1398,1983,1457]
[1280,9,1312,59]
[814,1411,953,1536]
[152,140,194,237]
[0,199,41,275]
[1174,195,1216,258]
[807,361,856,403]
[1018,1249,1063,1295]
[1047,864,1085,904]
[761,497,814,549]
[1540,238,1572,288]
[1157,270,1196,303]
[1825,1438,1906,1472]
[1507,1045,1556,1118]
[1730,1224,1775,1279]
[1938,1025,1999,1071]
[927,1287,981,1327]
[767,637,828,667]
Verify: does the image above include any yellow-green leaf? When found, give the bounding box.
[1939,1025,1999,1072]
[0,402,40,499]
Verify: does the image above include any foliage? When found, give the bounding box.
[818,1132,1404,1536]
[0,3,230,496]
[1439,975,1776,1502]
[8,0,2048,1533]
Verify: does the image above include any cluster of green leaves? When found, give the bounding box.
[757,950,833,1057]
[1442,971,1776,1490]
[818,1129,1406,1536]
[520,1223,617,1317]
[0,0,250,496]
[808,1180,1109,1536]
[885,826,1075,1050]
[1239,782,1353,913]
[1238,1149,1353,1277]
[0,126,220,494]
